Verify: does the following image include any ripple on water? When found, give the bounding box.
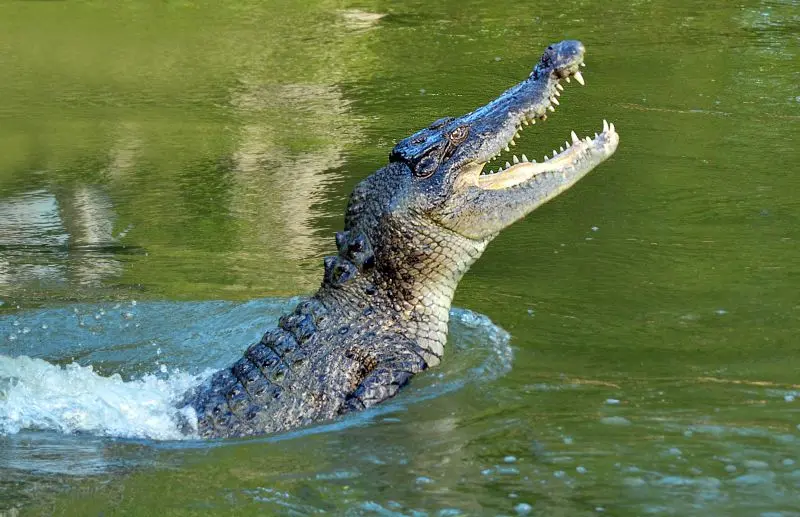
[0,298,512,447]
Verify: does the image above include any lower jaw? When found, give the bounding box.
[477,121,616,190]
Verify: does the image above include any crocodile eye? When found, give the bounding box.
[449,126,469,143]
[413,153,438,178]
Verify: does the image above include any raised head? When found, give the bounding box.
[332,40,619,363]
[385,40,618,239]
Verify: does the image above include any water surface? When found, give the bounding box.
[1,0,798,515]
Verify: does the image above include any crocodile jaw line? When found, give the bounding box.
[477,120,618,190]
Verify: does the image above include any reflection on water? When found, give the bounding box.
[228,82,356,265]
[0,188,122,290]
[0,0,798,514]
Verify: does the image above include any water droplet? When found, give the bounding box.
[600,416,631,426]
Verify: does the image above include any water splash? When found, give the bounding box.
[0,355,211,440]
[0,300,511,442]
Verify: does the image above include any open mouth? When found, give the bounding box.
[476,64,618,190]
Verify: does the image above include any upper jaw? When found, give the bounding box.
[453,41,617,192]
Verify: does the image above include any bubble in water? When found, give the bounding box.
[600,416,631,426]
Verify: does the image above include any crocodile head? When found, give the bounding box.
[388,40,619,240]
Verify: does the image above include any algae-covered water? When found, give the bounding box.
[1,0,798,515]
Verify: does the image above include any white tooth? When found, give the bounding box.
[594,132,599,139]
[574,71,585,85]
[513,155,519,164]
[551,97,559,105]
[571,131,579,143]
[559,146,564,152]
[543,154,548,161]
[603,119,609,132]
[554,90,561,96]
[610,122,616,132]
[504,145,510,152]
[505,161,511,168]
[521,154,529,162]
[515,131,521,139]
[565,77,571,83]
[565,140,570,148]
[581,62,586,67]
[585,136,592,143]
[552,149,558,157]
[548,105,555,112]
[532,159,537,163]
[523,119,529,126]
[556,83,564,91]
[531,119,536,124]
[510,140,516,147]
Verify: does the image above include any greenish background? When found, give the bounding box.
[0,0,798,515]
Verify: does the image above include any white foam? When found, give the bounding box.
[0,355,212,440]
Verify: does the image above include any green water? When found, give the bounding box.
[1,0,799,515]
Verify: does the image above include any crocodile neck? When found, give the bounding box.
[315,197,489,366]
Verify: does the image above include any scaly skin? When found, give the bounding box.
[181,40,619,438]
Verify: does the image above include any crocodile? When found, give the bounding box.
[181,40,619,438]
